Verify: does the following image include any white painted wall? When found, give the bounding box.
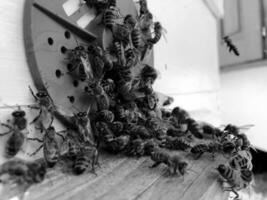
[220,66,267,151]
[148,0,220,119]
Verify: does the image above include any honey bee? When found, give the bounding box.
[150,148,188,176]
[67,140,81,159]
[223,36,240,56]
[144,139,160,156]
[186,118,204,139]
[113,41,126,65]
[125,47,139,68]
[28,126,65,167]
[229,154,253,171]
[110,121,124,135]
[113,24,131,46]
[162,136,191,152]
[138,0,149,16]
[73,144,99,175]
[0,107,28,158]
[235,133,253,151]
[124,14,137,31]
[0,158,47,186]
[190,144,210,159]
[147,22,163,45]
[201,122,224,140]
[53,107,95,146]
[102,7,120,29]
[166,127,186,137]
[28,86,55,132]
[131,27,142,49]
[95,121,114,143]
[67,45,92,81]
[125,123,151,139]
[106,135,130,153]
[141,64,158,84]
[96,109,115,123]
[125,138,145,156]
[217,164,252,200]
[223,124,253,137]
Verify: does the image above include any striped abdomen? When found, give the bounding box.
[150,149,170,166]
[73,153,91,175]
[229,155,252,170]
[5,131,24,158]
[44,139,59,167]
[131,28,142,49]
[191,144,209,154]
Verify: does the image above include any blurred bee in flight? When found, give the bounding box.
[223,36,240,56]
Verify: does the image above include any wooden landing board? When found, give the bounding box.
[0,152,229,200]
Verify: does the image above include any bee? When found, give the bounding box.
[96,109,115,123]
[190,144,210,159]
[171,107,189,122]
[125,47,139,68]
[223,124,253,137]
[146,22,164,47]
[124,14,137,31]
[229,154,253,171]
[0,158,47,186]
[110,121,124,135]
[144,138,160,156]
[28,86,55,132]
[186,118,203,139]
[73,144,99,175]
[102,7,120,29]
[166,127,186,137]
[106,135,130,153]
[138,0,149,16]
[125,138,145,156]
[66,45,92,81]
[28,126,65,167]
[113,24,131,46]
[150,148,188,175]
[201,122,224,140]
[67,140,81,159]
[53,107,95,146]
[0,107,28,158]
[162,136,191,152]
[235,133,252,151]
[217,164,252,200]
[113,41,126,65]
[125,123,151,139]
[95,121,114,143]
[131,27,142,49]
[141,64,158,83]
[223,36,240,56]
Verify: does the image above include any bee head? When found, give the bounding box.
[154,22,162,30]
[76,111,87,118]
[36,91,48,98]
[124,14,137,29]
[217,164,227,174]
[75,45,85,51]
[224,124,238,133]
[141,65,158,83]
[12,110,26,118]
[179,162,188,175]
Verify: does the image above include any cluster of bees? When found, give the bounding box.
[0,0,251,199]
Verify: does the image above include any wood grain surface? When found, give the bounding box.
[0,152,229,200]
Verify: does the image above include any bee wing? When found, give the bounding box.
[238,124,254,130]
[80,56,94,79]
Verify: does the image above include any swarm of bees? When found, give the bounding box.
[0,0,254,198]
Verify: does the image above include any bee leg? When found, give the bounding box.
[49,115,54,127]
[28,144,43,156]
[30,109,43,124]
[29,86,38,101]
[27,137,43,143]
[150,162,160,168]
[0,130,12,136]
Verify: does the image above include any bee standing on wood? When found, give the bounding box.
[28,86,55,133]
[162,136,191,152]
[229,154,253,171]
[217,164,252,200]
[73,143,99,175]
[53,107,96,146]
[0,158,47,186]
[27,126,65,167]
[0,107,28,158]
[150,148,188,176]
[223,36,240,56]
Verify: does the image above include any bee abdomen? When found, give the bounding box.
[5,134,24,158]
[73,154,90,175]
[191,144,209,154]
[131,28,142,49]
